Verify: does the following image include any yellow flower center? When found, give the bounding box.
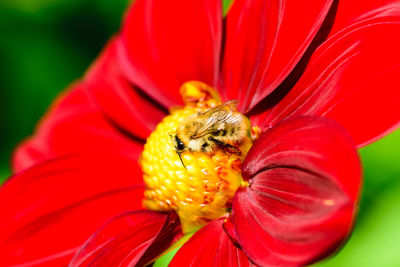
[140,81,256,233]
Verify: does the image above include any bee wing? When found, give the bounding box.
[194,101,241,138]
[219,99,238,111]
[202,100,238,116]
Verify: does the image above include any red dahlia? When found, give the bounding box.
[1,0,400,266]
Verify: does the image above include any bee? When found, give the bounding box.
[172,100,251,168]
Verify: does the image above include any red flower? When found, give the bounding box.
[1,0,400,266]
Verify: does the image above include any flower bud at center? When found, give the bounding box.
[140,82,255,233]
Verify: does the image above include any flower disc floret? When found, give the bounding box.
[140,82,251,233]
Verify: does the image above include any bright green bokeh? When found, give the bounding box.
[223,0,234,15]
[1,0,400,265]
[0,0,130,182]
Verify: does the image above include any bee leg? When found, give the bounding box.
[177,152,187,169]
[208,137,241,155]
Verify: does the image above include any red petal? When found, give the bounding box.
[84,39,167,140]
[70,211,182,266]
[170,219,256,267]
[12,83,143,172]
[328,0,400,38]
[119,0,222,107]
[233,116,361,266]
[222,216,239,246]
[259,3,400,147]
[220,0,333,111]
[0,153,145,266]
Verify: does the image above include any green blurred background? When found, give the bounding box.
[0,0,399,266]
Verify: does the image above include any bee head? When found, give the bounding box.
[171,134,187,169]
[174,135,186,152]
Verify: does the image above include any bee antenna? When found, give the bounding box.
[178,152,187,169]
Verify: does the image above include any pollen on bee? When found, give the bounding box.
[140,81,254,233]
